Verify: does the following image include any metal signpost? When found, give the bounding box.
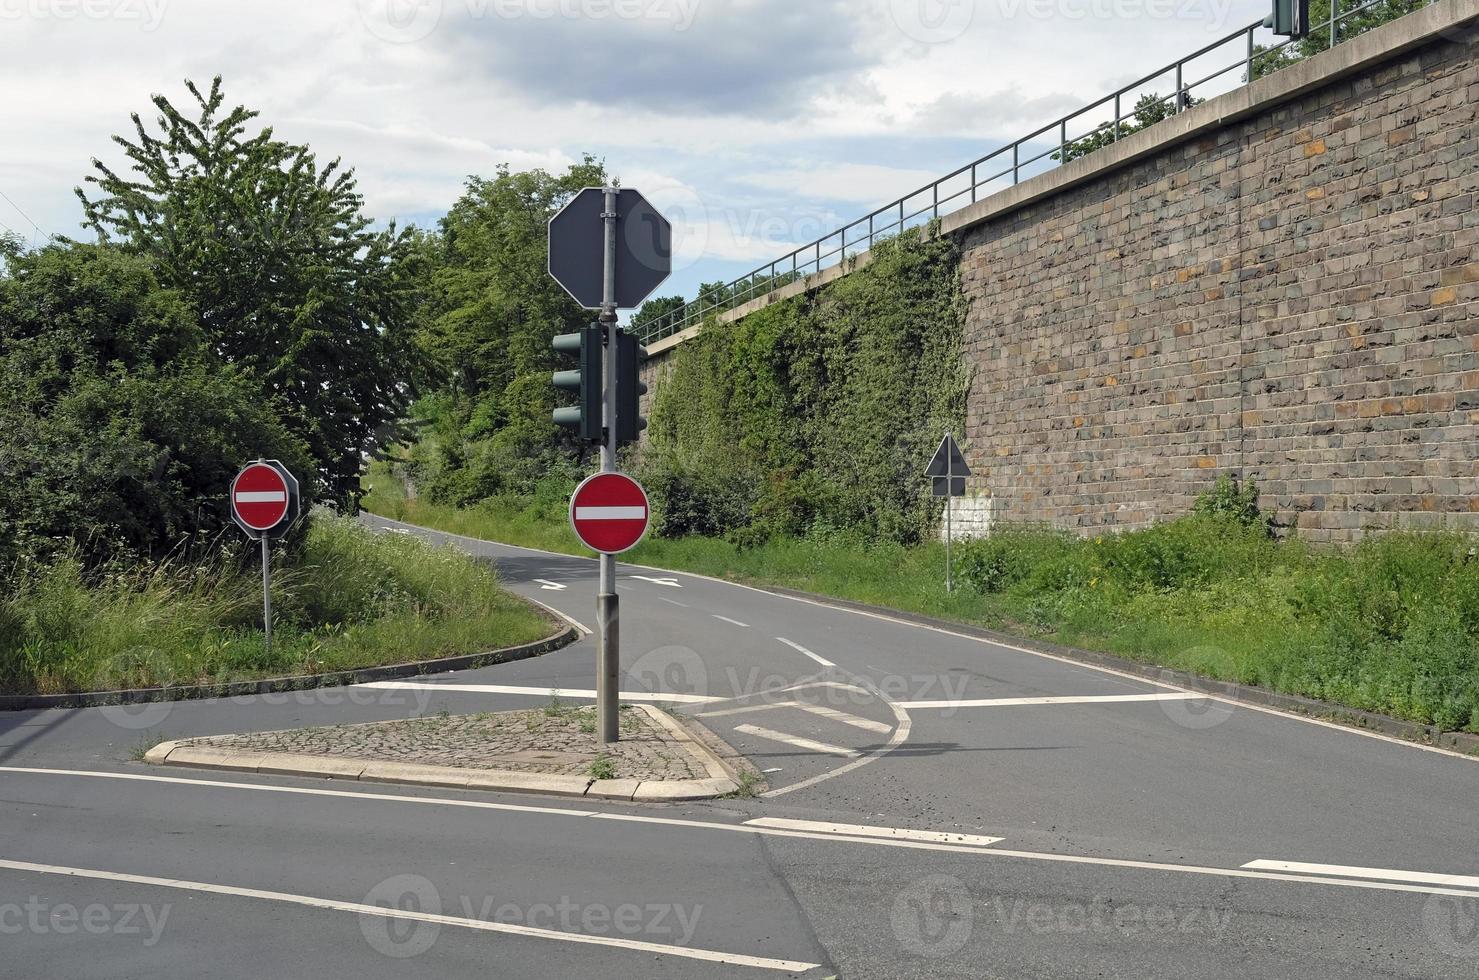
[925,434,971,593]
[230,460,300,657]
[549,187,671,743]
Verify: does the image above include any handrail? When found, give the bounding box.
[634,0,1437,345]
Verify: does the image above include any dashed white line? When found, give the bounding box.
[744,818,1002,848]
[0,858,818,974]
[896,693,1202,709]
[733,725,861,758]
[356,681,718,704]
[658,597,689,608]
[776,637,834,668]
[1242,860,1479,891]
[712,615,750,628]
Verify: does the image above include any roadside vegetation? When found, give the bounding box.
[0,79,554,695]
[0,516,550,695]
[365,468,1479,735]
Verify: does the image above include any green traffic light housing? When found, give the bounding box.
[615,331,648,446]
[552,324,603,442]
[1265,0,1308,37]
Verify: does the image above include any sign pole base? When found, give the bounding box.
[261,535,273,658]
[597,586,619,744]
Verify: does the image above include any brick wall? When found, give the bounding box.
[961,29,1477,542]
[642,6,1479,543]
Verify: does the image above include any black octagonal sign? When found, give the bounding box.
[548,187,673,310]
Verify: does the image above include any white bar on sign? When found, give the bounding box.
[575,507,646,520]
[235,492,287,503]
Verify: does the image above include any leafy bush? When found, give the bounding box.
[641,227,969,546]
[0,515,548,695]
[1193,474,1271,532]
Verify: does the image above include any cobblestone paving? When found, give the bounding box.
[180,705,705,780]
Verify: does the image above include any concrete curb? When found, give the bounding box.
[757,584,1479,756]
[143,741,740,801]
[0,614,577,713]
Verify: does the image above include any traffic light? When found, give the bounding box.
[615,330,648,445]
[552,324,603,442]
[1266,0,1308,37]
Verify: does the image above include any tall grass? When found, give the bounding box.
[0,516,551,694]
[363,462,1479,733]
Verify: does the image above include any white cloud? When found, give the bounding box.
[0,0,1277,288]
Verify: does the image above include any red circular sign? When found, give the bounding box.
[570,473,650,555]
[232,463,291,532]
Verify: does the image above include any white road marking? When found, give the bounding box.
[763,690,912,799]
[521,596,592,636]
[10,767,1479,899]
[534,579,567,591]
[697,701,891,734]
[776,637,834,668]
[712,615,750,628]
[367,516,1479,764]
[733,725,861,758]
[0,858,817,974]
[356,681,718,704]
[790,703,893,734]
[1242,860,1479,890]
[896,692,1202,709]
[744,818,1002,847]
[633,575,683,588]
[574,506,647,521]
[658,597,689,608]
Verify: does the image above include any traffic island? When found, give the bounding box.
[143,702,754,801]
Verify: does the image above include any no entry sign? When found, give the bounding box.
[231,460,299,537]
[570,472,650,555]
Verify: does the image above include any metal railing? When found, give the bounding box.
[636,0,1434,345]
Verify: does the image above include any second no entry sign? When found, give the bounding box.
[570,472,650,555]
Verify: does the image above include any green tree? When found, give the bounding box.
[0,242,310,569]
[76,77,420,505]
[629,294,686,334]
[1251,0,1427,78]
[1054,92,1196,164]
[408,159,607,503]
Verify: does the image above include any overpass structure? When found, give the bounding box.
[640,0,1479,541]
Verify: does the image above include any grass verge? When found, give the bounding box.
[0,514,553,695]
[363,461,1479,735]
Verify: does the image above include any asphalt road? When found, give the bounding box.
[2,513,1477,978]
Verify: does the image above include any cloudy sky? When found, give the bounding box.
[0,0,1272,306]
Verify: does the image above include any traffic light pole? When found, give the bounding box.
[597,186,621,744]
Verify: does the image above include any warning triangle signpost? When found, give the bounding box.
[925,434,971,592]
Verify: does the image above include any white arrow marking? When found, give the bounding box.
[534,580,567,591]
[632,576,682,588]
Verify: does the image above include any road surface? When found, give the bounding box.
[1,513,1476,978]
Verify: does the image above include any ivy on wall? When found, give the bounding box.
[640,226,972,545]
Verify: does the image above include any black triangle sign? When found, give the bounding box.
[925,433,970,478]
